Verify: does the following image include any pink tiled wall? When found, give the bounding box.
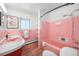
[0,29,38,42]
[29,29,38,39]
[0,29,19,39]
[19,29,38,41]
[40,20,50,42]
[49,18,73,47]
[74,16,79,43]
[40,17,79,54]
[0,30,6,39]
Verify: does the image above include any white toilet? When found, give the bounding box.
[60,47,77,56]
[42,50,57,56]
[42,47,77,56]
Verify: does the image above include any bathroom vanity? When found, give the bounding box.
[0,34,25,56]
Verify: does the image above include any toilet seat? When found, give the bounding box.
[42,50,57,56]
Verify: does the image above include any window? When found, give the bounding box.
[20,18,30,30]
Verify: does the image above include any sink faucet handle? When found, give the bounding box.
[6,34,8,39]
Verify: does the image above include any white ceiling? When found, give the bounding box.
[4,3,65,16]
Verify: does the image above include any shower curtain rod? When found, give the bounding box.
[41,3,74,18]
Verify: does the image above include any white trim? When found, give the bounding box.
[38,9,41,48]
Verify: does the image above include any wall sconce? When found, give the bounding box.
[55,22,62,25]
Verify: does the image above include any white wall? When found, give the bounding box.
[7,9,38,29]
[41,4,79,21]
[0,8,38,30]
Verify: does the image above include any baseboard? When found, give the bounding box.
[25,39,38,45]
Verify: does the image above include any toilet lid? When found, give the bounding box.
[42,50,57,56]
[60,47,77,56]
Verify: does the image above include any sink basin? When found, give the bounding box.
[0,38,25,56]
